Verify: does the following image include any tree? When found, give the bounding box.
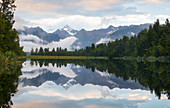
[0,0,25,55]
[31,48,34,55]
[39,47,44,55]
[35,48,38,55]
[91,43,95,49]
[165,19,169,26]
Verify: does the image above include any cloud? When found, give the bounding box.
[28,15,101,32]
[16,14,168,33]
[13,81,169,108]
[20,35,77,52]
[19,34,46,44]
[96,38,113,45]
[20,62,77,79]
[154,15,170,23]
[16,0,61,14]
[14,81,152,100]
[14,16,38,30]
[76,0,126,11]
[100,14,153,28]
[14,16,30,30]
[147,0,163,4]
[165,8,170,11]
[14,0,170,32]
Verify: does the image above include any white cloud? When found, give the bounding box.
[13,81,168,108]
[165,8,170,11]
[14,16,38,30]
[14,81,155,100]
[147,0,163,4]
[96,38,113,45]
[14,16,29,30]
[101,14,153,27]
[29,15,101,32]
[20,35,77,52]
[76,0,125,11]
[154,15,170,24]
[19,14,154,33]
[19,34,46,44]
[21,61,77,79]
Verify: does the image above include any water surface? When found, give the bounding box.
[1,59,169,108]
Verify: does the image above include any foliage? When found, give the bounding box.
[26,55,108,60]
[0,51,19,65]
[0,0,25,56]
[107,19,170,58]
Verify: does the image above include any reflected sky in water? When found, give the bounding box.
[11,61,169,108]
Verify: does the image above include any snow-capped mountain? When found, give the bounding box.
[61,25,77,36]
[72,24,150,48]
[18,24,150,52]
[53,25,78,39]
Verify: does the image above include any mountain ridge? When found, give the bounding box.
[18,23,151,52]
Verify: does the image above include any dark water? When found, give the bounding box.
[0,59,169,108]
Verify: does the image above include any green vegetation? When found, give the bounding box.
[31,59,170,99]
[0,1,25,107]
[0,64,22,107]
[0,0,25,65]
[20,55,108,60]
[107,19,169,59]
[31,19,169,60]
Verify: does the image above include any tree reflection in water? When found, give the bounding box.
[31,59,170,99]
[0,65,22,108]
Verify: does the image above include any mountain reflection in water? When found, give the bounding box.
[0,59,169,108]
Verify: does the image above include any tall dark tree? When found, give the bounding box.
[0,0,25,55]
[31,48,34,55]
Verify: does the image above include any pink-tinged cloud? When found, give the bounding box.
[76,0,126,11]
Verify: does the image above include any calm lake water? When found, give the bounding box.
[0,59,169,108]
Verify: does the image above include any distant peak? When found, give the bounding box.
[63,25,70,28]
[30,26,43,30]
[80,29,86,31]
[108,25,115,29]
[61,25,73,31]
[108,25,114,28]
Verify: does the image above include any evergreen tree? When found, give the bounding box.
[0,0,25,55]
[31,48,34,55]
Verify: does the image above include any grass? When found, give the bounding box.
[113,56,170,62]
[19,55,108,60]
[18,55,169,62]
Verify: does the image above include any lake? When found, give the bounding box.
[0,59,169,108]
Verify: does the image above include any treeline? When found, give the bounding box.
[0,0,25,57]
[31,19,170,58]
[31,47,69,56]
[107,19,170,59]
[31,43,107,56]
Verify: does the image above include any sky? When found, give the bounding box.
[14,0,170,32]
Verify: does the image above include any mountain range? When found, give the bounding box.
[18,24,150,52]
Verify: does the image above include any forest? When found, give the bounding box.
[31,19,170,59]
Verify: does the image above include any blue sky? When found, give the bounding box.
[14,0,170,32]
